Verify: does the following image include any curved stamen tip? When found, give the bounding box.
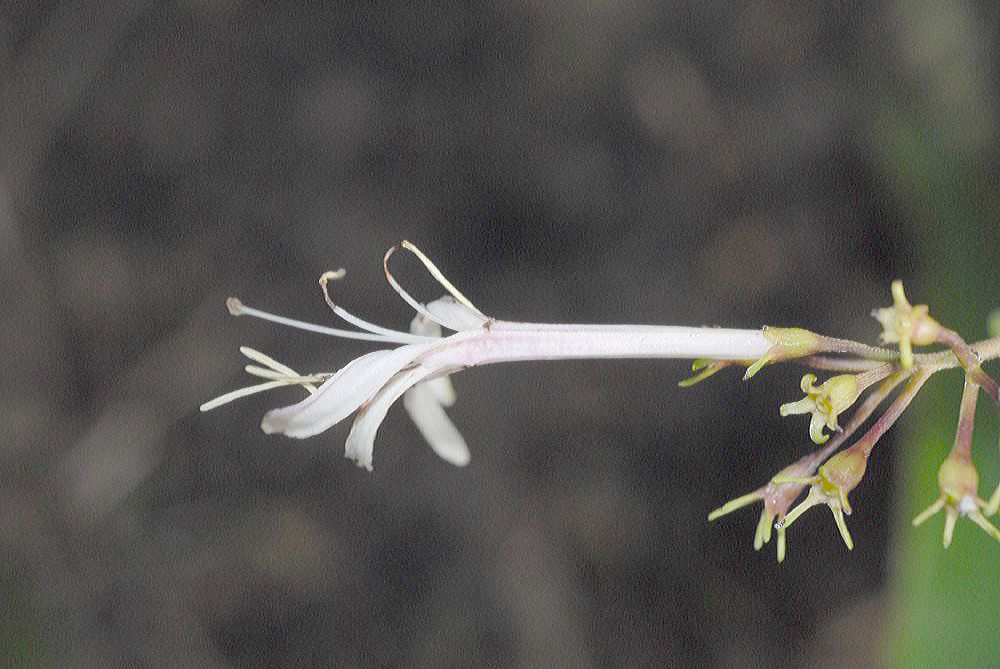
[384,242,403,267]
[384,240,487,320]
[319,269,347,285]
[227,297,245,316]
[319,269,348,310]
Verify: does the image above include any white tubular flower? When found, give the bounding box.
[203,241,772,470]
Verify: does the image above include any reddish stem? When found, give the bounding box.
[937,328,1000,407]
[851,371,932,459]
[950,377,979,462]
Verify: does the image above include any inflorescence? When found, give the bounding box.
[203,242,1000,561]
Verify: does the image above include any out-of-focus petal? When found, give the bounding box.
[424,296,487,331]
[403,379,470,466]
[261,344,430,438]
[406,313,461,406]
[423,375,456,406]
[409,313,442,338]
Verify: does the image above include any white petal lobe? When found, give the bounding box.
[403,380,470,466]
[425,296,488,331]
[409,314,442,338]
[424,375,457,406]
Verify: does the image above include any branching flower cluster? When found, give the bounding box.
[708,281,1000,559]
[203,242,1000,561]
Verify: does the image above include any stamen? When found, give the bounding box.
[942,512,958,548]
[988,484,1000,515]
[240,346,301,377]
[202,345,331,411]
[771,475,816,485]
[399,241,486,318]
[240,346,322,392]
[912,498,946,526]
[224,297,437,344]
[383,245,452,325]
[777,492,821,530]
[968,512,1000,543]
[319,270,422,340]
[383,241,487,328]
[753,509,772,549]
[243,364,326,388]
[200,380,303,412]
[244,364,285,378]
[831,508,854,549]
[707,491,762,520]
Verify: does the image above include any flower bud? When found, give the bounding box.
[872,280,941,368]
[914,453,1000,548]
[777,448,869,551]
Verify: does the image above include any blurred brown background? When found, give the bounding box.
[1,2,997,667]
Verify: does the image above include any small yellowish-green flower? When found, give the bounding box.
[872,280,941,368]
[779,373,861,444]
[775,449,868,551]
[912,453,1000,548]
[743,327,821,380]
[708,456,819,563]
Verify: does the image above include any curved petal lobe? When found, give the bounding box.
[261,343,431,438]
[345,366,435,470]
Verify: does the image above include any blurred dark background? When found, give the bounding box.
[1,2,997,667]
